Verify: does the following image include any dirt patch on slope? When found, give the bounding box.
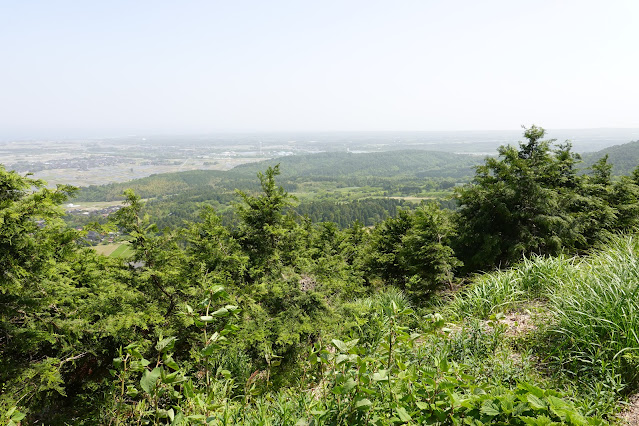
[620,394,639,425]
[498,311,537,337]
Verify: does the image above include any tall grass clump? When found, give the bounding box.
[546,235,639,391]
[447,269,524,319]
[518,254,575,297]
[448,254,576,319]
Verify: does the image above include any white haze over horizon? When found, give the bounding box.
[1,0,638,140]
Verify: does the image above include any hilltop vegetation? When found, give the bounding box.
[2,126,639,424]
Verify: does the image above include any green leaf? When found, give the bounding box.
[564,410,588,425]
[527,393,547,410]
[220,324,240,336]
[184,380,195,398]
[126,385,139,397]
[210,285,226,297]
[358,386,376,395]
[519,415,555,426]
[140,367,162,393]
[335,354,349,365]
[210,307,230,317]
[156,336,176,352]
[332,386,346,395]
[201,343,221,356]
[519,382,545,399]
[113,357,123,369]
[396,407,412,422]
[546,395,568,409]
[129,360,148,372]
[10,411,26,422]
[188,414,207,420]
[500,395,515,414]
[448,391,465,408]
[415,401,428,410]
[128,347,143,359]
[355,398,372,411]
[546,395,571,420]
[372,370,388,382]
[161,369,180,384]
[208,331,221,343]
[512,402,529,416]
[439,357,450,372]
[332,339,348,352]
[331,338,358,353]
[342,378,357,393]
[163,355,179,371]
[480,400,500,417]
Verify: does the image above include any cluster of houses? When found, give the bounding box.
[66,203,122,218]
[11,155,135,173]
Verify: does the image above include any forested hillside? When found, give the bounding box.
[582,139,639,176]
[69,150,475,230]
[73,150,481,202]
[3,126,639,424]
[229,150,483,179]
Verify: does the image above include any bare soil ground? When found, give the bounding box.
[498,311,538,337]
[620,394,639,425]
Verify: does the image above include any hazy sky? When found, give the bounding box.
[1,0,638,138]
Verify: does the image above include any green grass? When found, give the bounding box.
[93,243,134,258]
[446,234,639,416]
[446,254,572,320]
[109,243,134,259]
[547,236,639,390]
[447,252,580,320]
[93,243,120,256]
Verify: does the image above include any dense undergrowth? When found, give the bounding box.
[100,289,606,425]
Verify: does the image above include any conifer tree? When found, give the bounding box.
[455,126,580,271]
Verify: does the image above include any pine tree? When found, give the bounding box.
[455,126,580,271]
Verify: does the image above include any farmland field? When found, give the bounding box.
[93,243,134,258]
[109,243,134,258]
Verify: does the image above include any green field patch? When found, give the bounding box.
[109,243,134,259]
[93,243,120,256]
[93,243,134,258]
[385,195,438,203]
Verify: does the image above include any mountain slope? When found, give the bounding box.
[228,150,484,179]
[74,150,483,201]
[582,140,639,175]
